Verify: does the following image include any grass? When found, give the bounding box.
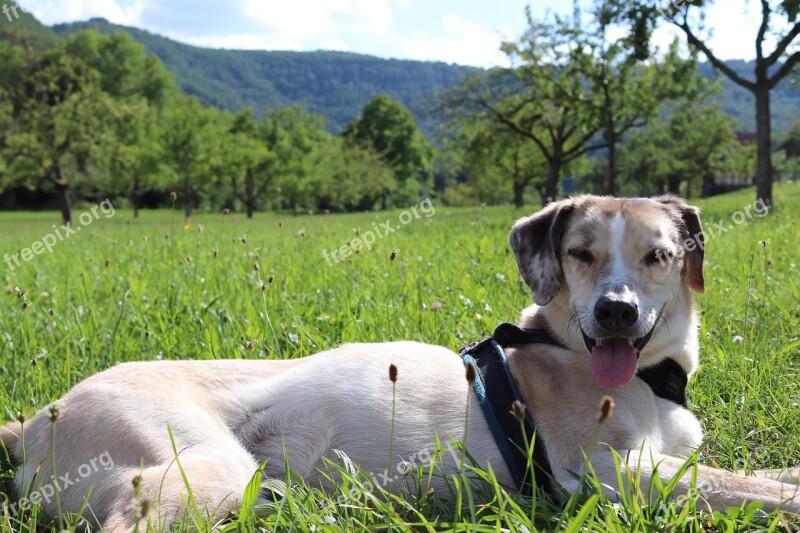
[0,184,799,531]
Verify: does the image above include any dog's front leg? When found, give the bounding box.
[559,448,800,515]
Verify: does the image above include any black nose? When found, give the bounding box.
[594,298,639,330]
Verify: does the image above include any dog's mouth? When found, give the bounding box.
[580,314,660,389]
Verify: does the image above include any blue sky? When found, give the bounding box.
[18,0,767,67]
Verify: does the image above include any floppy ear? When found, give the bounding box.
[654,195,705,293]
[509,200,575,305]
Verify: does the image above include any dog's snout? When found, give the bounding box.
[594,297,639,330]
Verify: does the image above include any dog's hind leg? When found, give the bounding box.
[100,444,260,532]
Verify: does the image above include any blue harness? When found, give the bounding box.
[460,322,688,497]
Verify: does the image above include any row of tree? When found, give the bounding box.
[1,0,798,221]
[438,0,800,207]
[0,31,433,224]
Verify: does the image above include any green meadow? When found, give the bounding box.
[1,185,799,531]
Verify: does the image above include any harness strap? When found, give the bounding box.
[460,322,690,496]
[460,325,557,496]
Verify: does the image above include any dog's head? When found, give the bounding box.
[510,195,704,388]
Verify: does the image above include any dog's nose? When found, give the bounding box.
[594,298,639,330]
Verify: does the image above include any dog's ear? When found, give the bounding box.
[654,195,705,293]
[509,200,575,305]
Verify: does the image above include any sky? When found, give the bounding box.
[15,0,770,67]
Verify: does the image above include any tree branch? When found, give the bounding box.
[563,127,604,161]
[474,99,552,158]
[769,50,800,88]
[674,18,756,91]
[756,0,771,62]
[766,23,800,66]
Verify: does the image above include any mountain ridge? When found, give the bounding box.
[6,15,797,136]
[51,17,473,135]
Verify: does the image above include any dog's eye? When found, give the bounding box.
[644,249,670,266]
[568,248,594,264]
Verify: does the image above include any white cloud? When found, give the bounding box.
[242,0,392,40]
[22,0,144,26]
[170,0,387,53]
[401,13,512,67]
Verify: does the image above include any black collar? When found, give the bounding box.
[635,357,688,408]
[459,322,689,496]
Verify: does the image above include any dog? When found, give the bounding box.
[2,194,799,531]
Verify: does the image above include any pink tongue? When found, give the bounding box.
[591,338,638,388]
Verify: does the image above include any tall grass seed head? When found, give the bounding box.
[599,394,615,423]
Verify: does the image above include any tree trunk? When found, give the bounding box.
[667,174,681,194]
[701,172,714,198]
[512,182,525,208]
[544,159,560,204]
[607,131,618,196]
[245,169,255,219]
[132,175,141,219]
[754,84,772,207]
[183,177,193,223]
[51,165,73,225]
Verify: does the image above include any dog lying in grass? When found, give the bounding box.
[1,194,798,531]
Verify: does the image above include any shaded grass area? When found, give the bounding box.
[0,185,799,530]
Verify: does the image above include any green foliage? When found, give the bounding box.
[0,30,177,222]
[454,122,546,207]
[618,97,743,197]
[160,97,227,219]
[344,95,432,206]
[0,10,60,52]
[585,1,701,194]
[316,141,397,211]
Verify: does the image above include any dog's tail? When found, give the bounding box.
[0,421,22,453]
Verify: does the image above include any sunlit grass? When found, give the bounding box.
[1,184,799,530]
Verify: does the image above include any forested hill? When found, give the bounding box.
[7,15,799,135]
[50,18,473,135]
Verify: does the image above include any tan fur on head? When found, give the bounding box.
[1,421,22,453]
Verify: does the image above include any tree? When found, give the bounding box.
[104,99,164,218]
[587,1,699,194]
[263,106,331,214]
[618,98,740,197]
[314,140,397,211]
[456,122,546,207]
[0,31,173,223]
[344,95,432,207]
[161,97,224,221]
[620,0,800,206]
[442,9,604,202]
[225,109,273,219]
[3,50,109,224]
